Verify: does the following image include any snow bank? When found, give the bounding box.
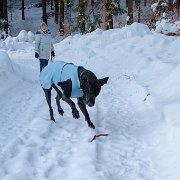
[0,50,14,75]
[0,30,35,51]
[155,19,180,34]
[0,51,16,96]
[17,30,28,42]
[1,22,180,180]
[27,31,35,42]
[53,23,180,179]
[17,30,35,42]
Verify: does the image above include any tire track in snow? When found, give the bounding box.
[94,79,159,180]
[0,82,98,180]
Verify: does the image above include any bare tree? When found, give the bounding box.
[126,0,128,7]
[54,0,59,24]
[59,0,64,35]
[144,0,147,6]
[3,0,8,20]
[22,0,25,20]
[127,0,133,25]
[0,0,4,19]
[51,0,54,10]
[42,0,47,24]
[105,0,113,30]
[175,0,180,17]
[135,0,141,22]
[78,0,86,34]
[67,0,72,22]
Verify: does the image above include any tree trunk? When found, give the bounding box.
[51,0,54,10]
[59,0,64,35]
[67,0,72,35]
[144,0,147,6]
[126,0,128,8]
[54,0,59,24]
[127,0,133,25]
[42,0,47,24]
[176,0,180,17]
[91,0,94,6]
[0,0,4,19]
[78,0,86,34]
[138,2,140,23]
[3,0,8,20]
[135,0,140,23]
[105,0,113,30]
[22,0,25,20]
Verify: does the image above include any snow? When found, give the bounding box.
[1,23,180,180]
[17,30,28,42]
[155,19,180,34]
[151,2,159,12]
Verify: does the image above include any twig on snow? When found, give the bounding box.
[144,93,150,101]
[90,134,109,142]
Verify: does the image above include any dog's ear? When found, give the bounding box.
[57,79,72,98]
[98,77,109,86]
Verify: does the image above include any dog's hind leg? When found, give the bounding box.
[62,94,80,119]
[52,84,64,116]
[43,88,55,122]
[56,93,64,116]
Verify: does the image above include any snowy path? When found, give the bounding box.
[1,23,180,180]
[0,64,158,180]
[0,77,96,179]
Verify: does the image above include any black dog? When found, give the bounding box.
[40,61,109,129]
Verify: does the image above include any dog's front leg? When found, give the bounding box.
[77,97,95,129]
[62,94,80,119]
[43,88,55,122]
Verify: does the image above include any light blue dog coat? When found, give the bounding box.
[40,61,84,98]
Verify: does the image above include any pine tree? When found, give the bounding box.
[42,0,47,24]
[59,0,64,35]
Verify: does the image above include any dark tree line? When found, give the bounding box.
[0,0,180,36]
[0,0,8,20]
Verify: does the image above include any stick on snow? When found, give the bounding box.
[90,134,109,142]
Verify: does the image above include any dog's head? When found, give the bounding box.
[80,70,109,107]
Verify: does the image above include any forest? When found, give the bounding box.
[0,0,180,37]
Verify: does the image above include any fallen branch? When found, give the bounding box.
[144,93,150,101]
[166,32,180,36]
[90,134,109,142]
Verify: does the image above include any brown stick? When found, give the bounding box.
[90,134,109,142]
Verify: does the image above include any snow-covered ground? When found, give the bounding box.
[0,23,180,180]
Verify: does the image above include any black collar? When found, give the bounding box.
[78,66,87,88]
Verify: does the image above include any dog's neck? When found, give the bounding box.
[78,66,87,88]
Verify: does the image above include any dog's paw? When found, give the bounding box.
[51,118,56,123]
[58,108,64,116]
[88,122,95,129]
[72,109,80,119]
[49,108,55,122]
